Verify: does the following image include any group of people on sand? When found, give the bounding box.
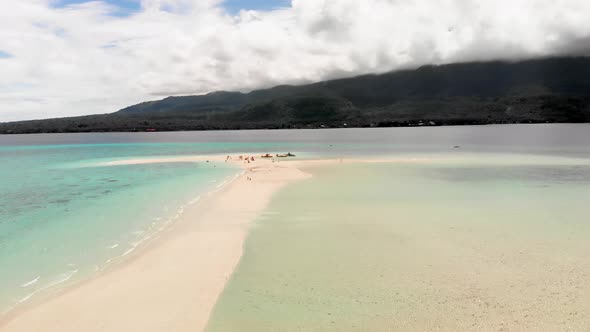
[224,153,295,164]
[240,155,255,164]
[225,155,254,163]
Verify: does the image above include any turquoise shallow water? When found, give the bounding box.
[1,125,590,320]
[0,144,245,312]
[206,158,590,331]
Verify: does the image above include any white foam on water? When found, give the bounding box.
[188,196,201,205]
[17,269,78,304]
[122,247,135,257]
[120,168,245,259]
[4,168,245,317]
[19,277,40,288]
[46,270,78,289]
[208,170,244,196]
[17,293,35,304]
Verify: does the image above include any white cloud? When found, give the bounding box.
[1,0,590,121]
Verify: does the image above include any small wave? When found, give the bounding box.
[122,247,135,256]
[48,270,78,288]
[18,269,78,304]
[188,196,201,205]
[207,171,244,196]
[18,293,35,304]
[20,276,40,288]
[6,169,248,313]
[84,170,245,286]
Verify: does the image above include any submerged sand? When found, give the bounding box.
[0,155,311,332]
[3,154,590,331]
[205,160,590,331]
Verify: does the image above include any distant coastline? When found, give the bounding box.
[0,119,580,135]
[2,56,589,134]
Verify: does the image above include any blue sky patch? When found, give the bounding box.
[54,0,140,10]
[223,0,291,14]
[52,0,290,15]
[0,51,13,59]
[53,0,141,16]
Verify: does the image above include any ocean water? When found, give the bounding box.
[1,124,590,320]
[0,144,245,313]
[206,158,590,331]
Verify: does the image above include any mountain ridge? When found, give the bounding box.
[2,56,590,134]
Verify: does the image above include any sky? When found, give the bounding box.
[1,0,590,121]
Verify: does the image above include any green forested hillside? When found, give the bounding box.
[2,57,590,134]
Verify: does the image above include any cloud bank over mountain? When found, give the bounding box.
[1,0,590,121]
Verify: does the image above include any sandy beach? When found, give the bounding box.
[0,155,311,332]
[3,152,590,331]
